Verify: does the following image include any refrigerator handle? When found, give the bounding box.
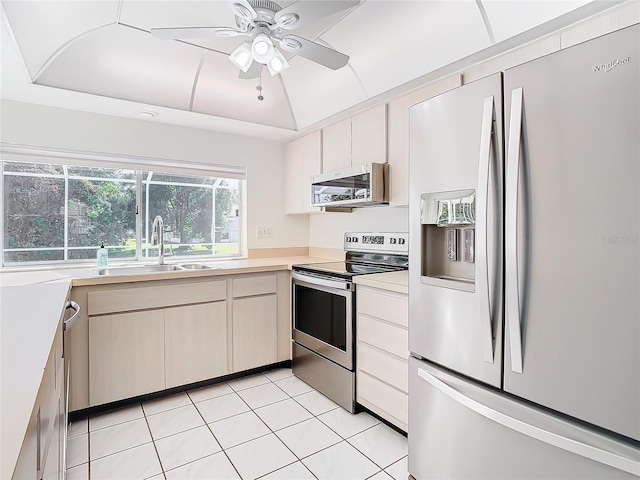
[417,367,640,476]
[476,95,495,363]
[506,87,524,374]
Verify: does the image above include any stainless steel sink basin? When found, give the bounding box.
[178,263,217,270]
[98,264,184,276]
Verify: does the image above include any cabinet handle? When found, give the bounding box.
[63,301,80,331]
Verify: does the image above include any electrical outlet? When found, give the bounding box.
[256,225,273,239]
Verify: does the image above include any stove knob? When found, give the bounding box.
[399,238,406,245]
[353,238,358,242]
[390,238,397,244]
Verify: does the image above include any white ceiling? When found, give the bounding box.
[1,0,607,141]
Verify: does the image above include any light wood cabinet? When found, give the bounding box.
[322,105,387,173]
[165,302,228,388]
[351,104,387,166]
[232,273,278,371]
[356,285,409,431]
[322,117,352,172]
[89,310,165,406]
[387,74,462,206]
[285,137,303,214]
[285,131,322,214]
[13,309,66,480]
[69,272,290,410]
[232,295,278,371]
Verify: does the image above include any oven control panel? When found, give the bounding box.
[344,232,408,254]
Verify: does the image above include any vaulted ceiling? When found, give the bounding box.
[1,1,605,140]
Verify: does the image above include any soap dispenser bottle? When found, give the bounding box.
[97,242,108,268]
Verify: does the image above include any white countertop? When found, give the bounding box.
[1,280,72,480]
[0,255,332,479]
[353,270,409,294]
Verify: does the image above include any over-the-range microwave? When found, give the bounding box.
[310,163,389,208]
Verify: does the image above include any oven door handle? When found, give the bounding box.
[292,271,353,291]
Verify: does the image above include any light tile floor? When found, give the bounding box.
[66,367,408,480]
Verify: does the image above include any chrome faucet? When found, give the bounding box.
[151,215,165,265]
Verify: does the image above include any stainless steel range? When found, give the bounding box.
[292,232,408,412]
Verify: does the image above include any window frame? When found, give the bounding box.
[1,144,246,268]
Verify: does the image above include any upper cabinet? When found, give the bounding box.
[286,130,322,215]
[387,75,462,207]
[352,104,387,166]
[322,104,387,173]
[322,117,352,172]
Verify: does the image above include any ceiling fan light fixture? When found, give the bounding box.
[229,43,253,72]
[278,12,299,27]
[233,3,255,21]
[279,37,302,52]
[267,49,289,76]
[251,33,275,64]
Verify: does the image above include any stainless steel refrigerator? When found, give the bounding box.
[408,24,639,479]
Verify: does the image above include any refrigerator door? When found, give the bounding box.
[409,72,503,387]
[503,24,640,441]
[409,358,640,479]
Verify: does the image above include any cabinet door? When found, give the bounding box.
[351,104,387,166]
[89,310,165,406]
[232,295,277,372]
[301,130,322,213]
[322,118,352,172]
[165,302,228,388]
[285,137,304,214]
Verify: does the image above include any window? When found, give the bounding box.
[2,157,243,265]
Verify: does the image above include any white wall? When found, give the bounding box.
[0,99,309,251]
[309,207,408,250]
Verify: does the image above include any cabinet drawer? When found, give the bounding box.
[232,274,277,298]
[357,287,408,327]
[357,370,408,429]
[357,342,408,393]
[88,280,226,315]
[358,313,408,359]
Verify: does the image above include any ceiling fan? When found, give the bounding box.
[150,0,360,78]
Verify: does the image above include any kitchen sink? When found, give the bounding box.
[98,264,184,276]
[177,263,217,270]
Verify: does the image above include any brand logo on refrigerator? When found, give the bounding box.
[592,56,630,73]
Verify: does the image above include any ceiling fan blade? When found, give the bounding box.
[275,0,360,30]
[226,0,258,22]
[150,26,245,40]
[279,35,349,70]
[239,61,262,79]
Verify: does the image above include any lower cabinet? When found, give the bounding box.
[89,310,165,406]
[13,305,66,480]
[356,285,409,432]
[232,295,277,371]
[165,302,228,388]
[69,271,291,410]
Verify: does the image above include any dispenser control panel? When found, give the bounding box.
[446,229,458,261]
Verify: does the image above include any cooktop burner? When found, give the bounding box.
[293,232,409,280]
[292,261,404,280]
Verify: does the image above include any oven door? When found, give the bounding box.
[292,271,354,370]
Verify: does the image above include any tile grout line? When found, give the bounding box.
[79,368,401,479]
[141,402,168,480]
[186,383,244,480]
[224,370,321,480]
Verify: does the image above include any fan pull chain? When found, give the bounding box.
[256,67,264,101]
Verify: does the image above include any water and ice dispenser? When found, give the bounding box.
[421,189,476,291]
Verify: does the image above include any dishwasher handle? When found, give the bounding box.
[63,301,80,331]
